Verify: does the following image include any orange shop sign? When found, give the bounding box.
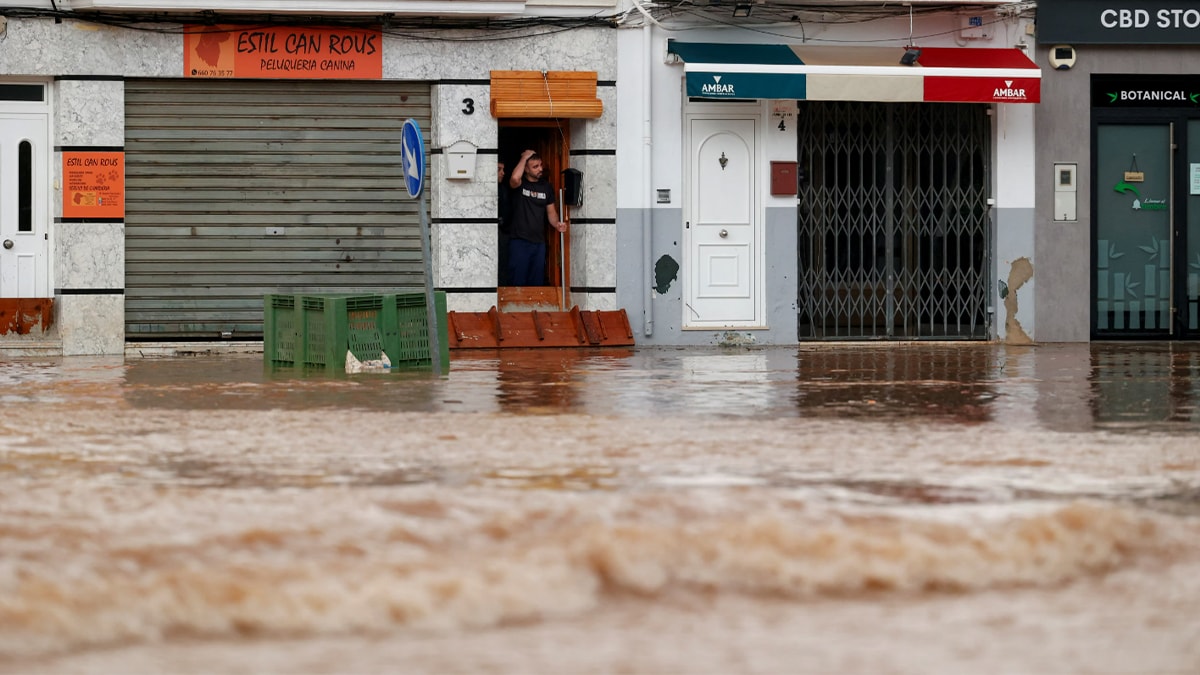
[62,152,124,219]
[184,25,383,80]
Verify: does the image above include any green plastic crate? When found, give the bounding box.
[264,291,449,372]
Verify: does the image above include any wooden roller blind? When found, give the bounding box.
[490,70,603,118]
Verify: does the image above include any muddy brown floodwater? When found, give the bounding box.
[1,342,1199,674]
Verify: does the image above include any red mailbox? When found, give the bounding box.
[770,161,798,196]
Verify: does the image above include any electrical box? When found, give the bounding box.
[446,140,476,180]
[959,14,994,40]
[770,161,798,196]
[1054,163,1077,221]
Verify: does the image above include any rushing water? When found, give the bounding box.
[1,343,1199,673]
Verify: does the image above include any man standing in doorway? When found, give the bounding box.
[507,149,565,286]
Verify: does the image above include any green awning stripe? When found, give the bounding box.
[685,71,807,100]
[668,40,804,66]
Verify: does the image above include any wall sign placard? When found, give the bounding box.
[62,152,125,219]
[1092,74,1200,107]
[184,25,383,79]
[1039,0,1200,44]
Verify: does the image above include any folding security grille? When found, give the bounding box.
[797,101,991,339]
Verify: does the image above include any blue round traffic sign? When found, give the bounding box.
[401,118,425,198]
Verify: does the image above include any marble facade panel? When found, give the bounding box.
[434,223,495,288]
[566,155,615,222]
[431,85,500,219]
[571,89,617,150]
[55,80,125,146]
[434,84,495,148]
[572,292,617,312]
[445,292,499,314]
[0,19,178,76]
[569,221,616,288]
[433,156,499,221]
[58,294,124,356]
[381,29,615,81]
[55,223,125,290]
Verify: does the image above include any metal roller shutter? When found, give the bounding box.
[123,79,431,339]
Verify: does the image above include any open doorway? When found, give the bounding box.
[498,120,571,310]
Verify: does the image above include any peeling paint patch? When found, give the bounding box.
[1002,257,1034,345]
[717,331,757,347]
[653,255,679,295]
[0,299,54,336]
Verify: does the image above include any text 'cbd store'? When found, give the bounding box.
[616,8,1041,345]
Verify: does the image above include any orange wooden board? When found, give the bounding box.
[447,307,633,349]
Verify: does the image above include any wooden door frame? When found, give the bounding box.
[498,119,571,309]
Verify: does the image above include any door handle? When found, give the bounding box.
[3,239,13,250]
[719,229,728,238]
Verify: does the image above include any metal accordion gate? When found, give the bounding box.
[796,101,992,340]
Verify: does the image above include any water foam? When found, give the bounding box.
[0,497,1186,658]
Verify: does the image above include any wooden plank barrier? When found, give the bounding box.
[447,306,634,348]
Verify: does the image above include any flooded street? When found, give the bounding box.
[2,343,1199,674]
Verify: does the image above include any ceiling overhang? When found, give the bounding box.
[68,0,525,16]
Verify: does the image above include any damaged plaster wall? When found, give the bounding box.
[1002,257,1035,345]
[614,206,798,346]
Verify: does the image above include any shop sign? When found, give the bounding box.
[1092,74,1200,107]
[685,72,807,100]
[925,77,1040,103]
[1113,179,1168,211]
[184,25,383,79]
[1039,0,1200,44]
[62,151,124,219]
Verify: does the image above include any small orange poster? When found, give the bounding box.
[184,25,383,79]
[62,152,125,219]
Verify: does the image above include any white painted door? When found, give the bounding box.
[0,113,49,298]
[686,117,757,325]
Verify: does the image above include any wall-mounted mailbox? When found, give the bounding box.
[562,168,583,207]
[446,140,477,180]
[770,161,798,196]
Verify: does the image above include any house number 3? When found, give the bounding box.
[462,98,475,115]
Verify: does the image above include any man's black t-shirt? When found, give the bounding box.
[509,178,553,243]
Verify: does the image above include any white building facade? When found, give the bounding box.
[615,1,1041,346]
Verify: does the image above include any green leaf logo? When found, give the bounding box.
[1108,92,1118,103]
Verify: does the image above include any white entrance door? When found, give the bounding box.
[0,113,49,298]
[685,117,758,326]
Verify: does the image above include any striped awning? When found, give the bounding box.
[667,41,1040,104]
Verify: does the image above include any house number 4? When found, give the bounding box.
[462,98,475,115]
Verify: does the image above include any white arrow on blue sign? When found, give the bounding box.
[401,118,425,198]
